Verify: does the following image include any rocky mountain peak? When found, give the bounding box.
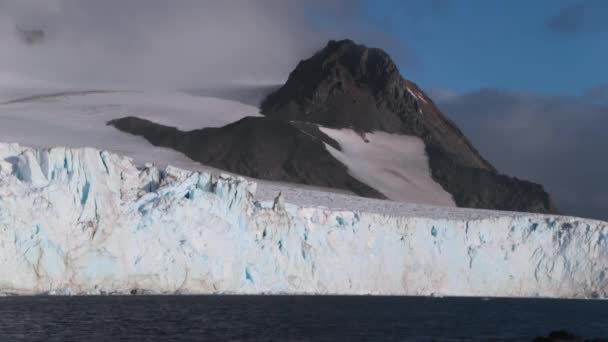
[262,39,557,214]
[313,39,402,91]
[263,40,413,132]
[106,39,556,214]
[262,39,491,170]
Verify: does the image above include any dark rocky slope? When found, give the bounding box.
[262,39,556,213]
[108,116,384,199]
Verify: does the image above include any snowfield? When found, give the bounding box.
[0,143,606,298]
[320,127,455,207]
[0,88,260,170]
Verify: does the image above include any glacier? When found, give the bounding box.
[0,143,606,298]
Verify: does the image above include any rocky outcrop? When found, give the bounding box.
[261,39,556,213]
[108,116,383,199]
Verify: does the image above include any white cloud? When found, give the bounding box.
[0,0,349,89]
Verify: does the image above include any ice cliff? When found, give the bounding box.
[0,143,606,298]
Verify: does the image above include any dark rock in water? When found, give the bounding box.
[262,39,556,213]
[108,116,384,199]
[533,330,607,341]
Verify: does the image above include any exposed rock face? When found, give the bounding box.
[427,144,555,213]
[108,116,383,199]
[262,39,556,213]
[262,40,488,169]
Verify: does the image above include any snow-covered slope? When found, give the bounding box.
[319,127,455,207]
[0,87,260,173]
[0,143,606,297]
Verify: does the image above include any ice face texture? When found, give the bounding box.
[0,143,606,297]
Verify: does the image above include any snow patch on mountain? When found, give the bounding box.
[406,86,418,100]
[0,143,605,297]
[319,127,455,207]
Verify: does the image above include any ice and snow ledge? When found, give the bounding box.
[0,143,606,298]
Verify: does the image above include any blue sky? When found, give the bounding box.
[352,0,607,96]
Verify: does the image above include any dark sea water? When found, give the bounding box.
[0,296,606,341]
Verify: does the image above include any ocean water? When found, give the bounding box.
[0,296,606,341]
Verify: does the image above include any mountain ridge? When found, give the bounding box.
[261,39,556,213]
[105,39,556,213]
[108,116,384,199]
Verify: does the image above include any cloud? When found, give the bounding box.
[584,84,608,104]
[0,0,411,89]
[0,0,318,88]
[435,88,608,221]
[546,0,608,34]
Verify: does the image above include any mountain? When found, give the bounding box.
[262,40,488,169]
[262,39,556,213]
[102,39,555,213]
[15,26,45,45]
[108,116,383,198]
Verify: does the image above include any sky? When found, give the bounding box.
[1,0,604,95]
[336,0,608,220]
[357,0,607,96]
[0,0,606,220]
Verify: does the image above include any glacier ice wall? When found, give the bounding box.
[0,143,606,298]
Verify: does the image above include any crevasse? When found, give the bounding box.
[0,143,606,298]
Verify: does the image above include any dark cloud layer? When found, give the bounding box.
[546,0,608,34]
[585,84,608,105]
[0,0,401,89]
[2,0,604,221]
[435,88,608,221]
[0,0,321,87]
[0,0,429,89]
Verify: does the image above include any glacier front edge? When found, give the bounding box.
[0,143,606,298]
